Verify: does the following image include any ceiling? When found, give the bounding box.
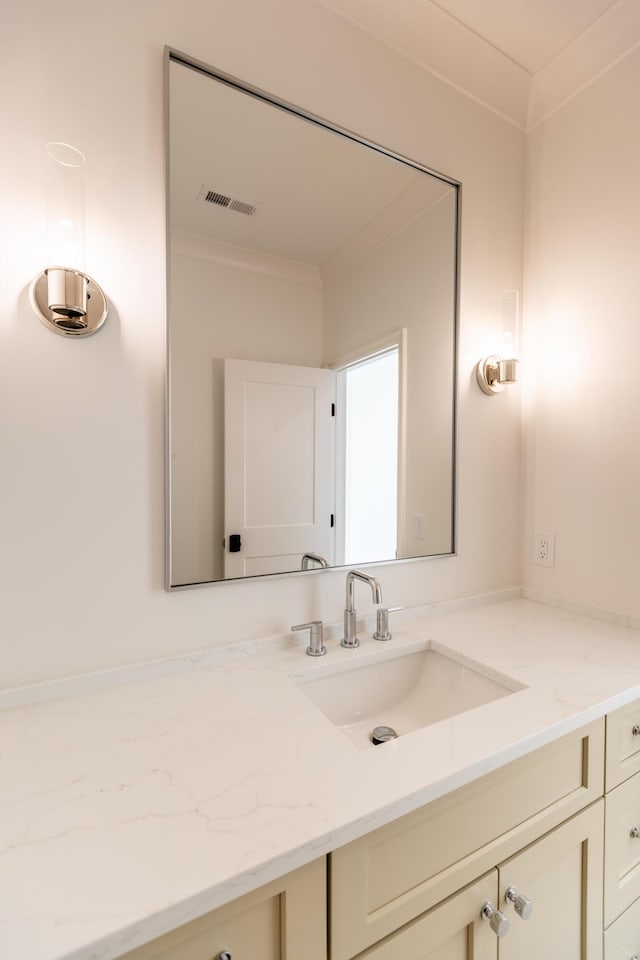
[316,0,637,127]
[170,60,452,272]
[427,0,620,74]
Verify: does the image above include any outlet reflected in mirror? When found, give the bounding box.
[167,52,459,587]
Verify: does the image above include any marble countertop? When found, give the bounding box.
[3,596,640,960]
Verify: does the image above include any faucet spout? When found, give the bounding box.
[341,569,383,648]
[301,552,329,570]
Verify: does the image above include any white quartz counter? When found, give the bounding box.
[3,597,640,960]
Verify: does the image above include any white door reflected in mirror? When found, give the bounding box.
[224,359,336,578]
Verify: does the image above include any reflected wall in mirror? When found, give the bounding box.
[167,52,459,587]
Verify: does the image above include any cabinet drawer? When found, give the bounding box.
[355,872,499,960]
[118,859,325,960]
[331,720,603,960]
[606,699,640,790]
[605,895,640,960]
[605,771,640,925]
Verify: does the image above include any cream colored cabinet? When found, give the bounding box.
[604,701,640,950]
[117,859,326,960]
[338,803,604,960]
[115,707,633,960]
[498,801,604,960]
[355,872,500,960]
[604,895,640,959]
[606,700,640,791]
[605,769,640,924]
[330,720,604,960]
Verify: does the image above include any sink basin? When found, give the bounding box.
[293,641,524,750]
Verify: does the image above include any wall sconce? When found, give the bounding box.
[476,290,520,395]
[29,142,108,337]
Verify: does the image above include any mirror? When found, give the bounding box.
[167,52,459,587]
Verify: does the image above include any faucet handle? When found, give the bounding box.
[373,606,402,641]
[291,620,326,658]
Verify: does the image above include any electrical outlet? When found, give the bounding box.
[413,513,426,540]
[534,531,555,568]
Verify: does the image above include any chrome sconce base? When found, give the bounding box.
[476,355,519,395]
[29,267,108,337]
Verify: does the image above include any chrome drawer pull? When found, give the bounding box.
[630,827,640,839]
[214,952,232,960]
[504,884,533,920]
[632,725,640,736]
[481,901,509,937]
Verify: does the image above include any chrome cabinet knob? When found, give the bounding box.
[213,953,231,960]
[481,901,509,937]
[630,827,640,839]
[504,884,533,920]
[632,725,640,736]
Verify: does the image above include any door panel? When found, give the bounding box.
[358,872,499,960]
[498,802,604,960]
[119,859,326,960]
[224,358,335,577]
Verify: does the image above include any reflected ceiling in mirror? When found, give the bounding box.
[167,52,459,587]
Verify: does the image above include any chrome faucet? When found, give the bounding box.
[341,569,382,649]
[301,552,329,570]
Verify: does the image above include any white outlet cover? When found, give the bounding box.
[535,531,555,568]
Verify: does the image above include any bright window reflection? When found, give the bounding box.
[344,349,398,564]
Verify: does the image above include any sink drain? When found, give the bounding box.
[371,725,398,745]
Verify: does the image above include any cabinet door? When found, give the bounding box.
[118,859,325,960]
[604,770,640,925]
[498,801,604,960]
[357,872,499,960]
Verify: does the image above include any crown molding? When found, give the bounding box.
[528,0,640,128]
[171,229,323,288]
[317,0,530,129]
[317,0,640,134]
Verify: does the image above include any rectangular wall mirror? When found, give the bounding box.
[166,51,460,587]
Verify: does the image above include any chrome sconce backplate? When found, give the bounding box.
[30,267,108,338]
[476,355,519,395]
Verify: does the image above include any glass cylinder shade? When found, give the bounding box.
[498,289,519,361]
[46,142,85,271]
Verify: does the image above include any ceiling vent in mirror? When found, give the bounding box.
[198,185,260,217]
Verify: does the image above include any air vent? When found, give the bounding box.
[205,190,231,208]
[229,198,256,216]
[198,185,259,217]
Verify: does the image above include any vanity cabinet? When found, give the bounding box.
[353,872,499,960]
[605,698,640,791]
[352,803,603,960]
[603,700,640,957]
[330,720,604,959]
[498,801,603,959]
[117,859,325,960]
[604,769,640,923]
[115,706,640,960]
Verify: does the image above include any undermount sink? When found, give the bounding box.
[293,641,524,750]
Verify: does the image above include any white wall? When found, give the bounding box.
[0,0,524,690]
[523,48,640,616]
[324,194,456,556]
[170,252,322,584]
